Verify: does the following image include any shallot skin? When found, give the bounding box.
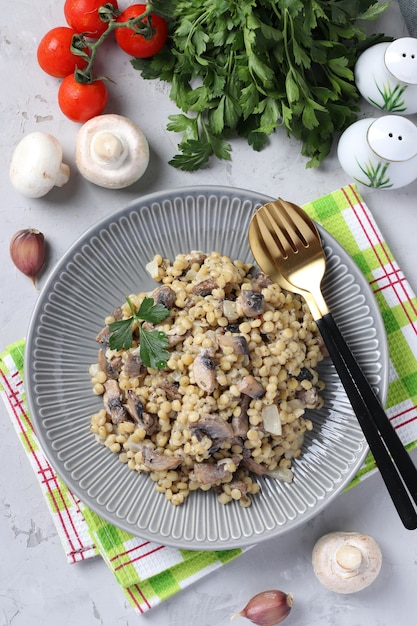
[232,589,293,626]
[9,228,46,286]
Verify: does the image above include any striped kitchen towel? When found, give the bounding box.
[0,338,245,612]
[1,184,417,612]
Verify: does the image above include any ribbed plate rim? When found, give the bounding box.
[25,185,389,549]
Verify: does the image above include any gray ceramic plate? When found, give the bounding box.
[25,186,389,549]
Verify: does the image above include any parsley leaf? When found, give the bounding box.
[139,328,169,371]
[108,296,170,369]
[133,0,391,170]
[108,318,135,351]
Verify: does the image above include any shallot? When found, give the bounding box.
[231,589,293,626]
[10,228,46,286]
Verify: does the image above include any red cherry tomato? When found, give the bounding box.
[64,0,119,38]
[37,27,88,78]
[115,4,168,58]
[58,75,108,122]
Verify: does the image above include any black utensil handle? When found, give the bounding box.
[316,316,417,530]
[322,312,417,504]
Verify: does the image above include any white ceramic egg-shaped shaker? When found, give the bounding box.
[354,37,417,114]
[337,115,417,189]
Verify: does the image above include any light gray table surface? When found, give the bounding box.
[1,2,417,624]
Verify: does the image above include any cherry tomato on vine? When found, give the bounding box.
[58,75,108,122]
[64,0,119,38]
[37,27,88,78]
[115,4,168,58]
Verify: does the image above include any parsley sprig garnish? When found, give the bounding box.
[132,0,391,170]
[108,296,170,370]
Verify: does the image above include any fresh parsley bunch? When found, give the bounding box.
[108,296,170,370]
[132,0,390,170]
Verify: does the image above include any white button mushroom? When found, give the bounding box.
[312,531,382,594]
[75,114,150,189]
[10,132,70,198]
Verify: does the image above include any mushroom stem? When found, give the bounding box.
[56,163,71,187]
[335,545,363,572]
[91,131,128,167]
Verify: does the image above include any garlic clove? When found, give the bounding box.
[232,589,293,626]
[10,228,46,286]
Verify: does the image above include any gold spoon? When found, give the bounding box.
[249,198,417,530]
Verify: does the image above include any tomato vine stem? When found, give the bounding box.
[71,1,154,84]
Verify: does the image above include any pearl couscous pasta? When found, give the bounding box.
[89,251,325,507]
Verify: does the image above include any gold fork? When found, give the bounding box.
[249,198,417,530]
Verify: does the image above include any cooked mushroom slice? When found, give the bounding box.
[112,306,123,320]
[123,351,146,378]
[95,325,110,344]
[152,285,176,309]
[225,321,243,334]
[232,394,250,437]
[125,390,158,435]
[316,333,330,357]
[97,349,122,379]
[237,375,265,399]
[241,456,268,476]
[167,329,191,347]
[193,461,233,485]
[192,351,216,393]
[190,414,234,443]
[296,387,319,407]
[218,334,249,356]
[186,251,207,266]
[192,277,218,296]
[96,307,123,344]
[159,378,181,401]
[141,446,182,471]
[226,479,249,495]
[103,380,129,424]
[295,367,314,381]
[252,272,273,289]
[239,289,265,317]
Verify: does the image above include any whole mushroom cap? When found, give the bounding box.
[10,131,70,198]
[312,531,382,594]
[75,114,150,189]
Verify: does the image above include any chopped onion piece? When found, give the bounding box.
[262,404,282,436]
[222,299,239,320]
[267,468,294,483]
[145,259,159,280]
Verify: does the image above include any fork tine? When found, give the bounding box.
[258,199,312,254]
[270,199,310,250]
[249,198,329,319]
[256,206,291,259]
[278,198,321,247]
[257,203,299,257]
[251,211,287,280]
[250,212,305,293]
